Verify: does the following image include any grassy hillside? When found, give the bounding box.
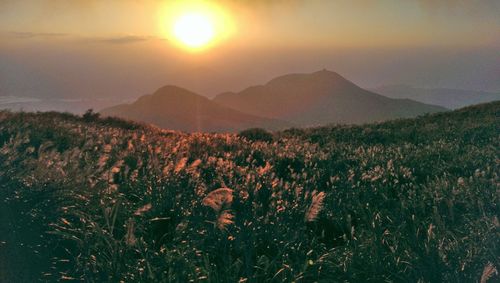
[0,102,498,282]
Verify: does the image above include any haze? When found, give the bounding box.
[1,0,499,103]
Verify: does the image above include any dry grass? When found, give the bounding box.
[0,103,498,282]
[305,191,325,222]
[202,188,234,212]
[480,262,498,283]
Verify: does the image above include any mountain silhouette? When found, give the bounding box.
[214,70,447,126]
[372,85,500,110]
[100,85,290,132]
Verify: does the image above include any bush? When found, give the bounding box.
[239,128,274,142]
[100,116,145,130]
[82,109,100,122]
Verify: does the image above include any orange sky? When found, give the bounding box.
[1,0,499,48]
[0,0,499,98]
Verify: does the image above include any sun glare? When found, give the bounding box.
[174,13,215,49]
[159,1,234,52]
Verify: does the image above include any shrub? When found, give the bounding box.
[82,109,100,122]
[238,128,274,142]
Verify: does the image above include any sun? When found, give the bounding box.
[173,13,215,49]
[159,1,235,52]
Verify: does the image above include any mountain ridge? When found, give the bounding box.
[100,85,291,132]
[213,70,447,126]
[101,70,448,132]
[372,85,500,109]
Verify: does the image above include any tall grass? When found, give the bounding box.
[0,102,498,282]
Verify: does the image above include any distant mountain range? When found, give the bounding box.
[214,70,446,127]
[372,85,500,110]
[100,85,290,132]
[101,70,447,132]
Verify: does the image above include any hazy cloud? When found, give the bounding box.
[89,35,157,45]
[2,31,161,45]
[4,31,68,39]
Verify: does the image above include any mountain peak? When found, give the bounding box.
[139,85,209,106]
[310,69,348,81]
[265,69,352,88]
[214,70,446,126]
[153,85,199,97]
[101,84,290,132]
[313,68,341,76]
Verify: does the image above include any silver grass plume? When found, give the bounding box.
[305,191,326,222]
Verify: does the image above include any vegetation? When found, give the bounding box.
[0,102,498,282]
[238,128,274,143]
[83,109,101,122]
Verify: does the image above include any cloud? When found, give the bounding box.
[5,31,68,39]
[2,31,159,45]
[86,35,158,44]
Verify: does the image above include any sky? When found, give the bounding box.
[0,0,499,101]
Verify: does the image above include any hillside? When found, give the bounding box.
[0,102,499,282]
[372,85,500,109]
[214,70,447,126]
[100,85,290,132]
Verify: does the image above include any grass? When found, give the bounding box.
[0,102,498,282]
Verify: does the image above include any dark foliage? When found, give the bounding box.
[239,128,274,142]
[0,102,499,282]
[83,109,101,122]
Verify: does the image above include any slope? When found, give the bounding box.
[100,85,290,132]
[214,70,447,126]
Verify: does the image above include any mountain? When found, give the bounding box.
[371,85,500,110]
[214,70,447,126]
[100,85,290,132]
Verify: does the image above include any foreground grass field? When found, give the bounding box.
[0,102,499,282]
